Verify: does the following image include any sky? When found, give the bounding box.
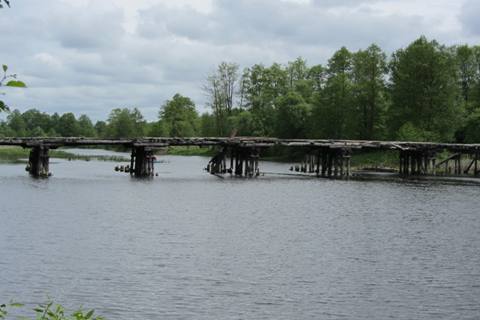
[1,0,479,121]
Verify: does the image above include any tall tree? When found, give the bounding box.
[313,47,354,138]
[352,44,388,139]
[77,114,96,137]
[241,63,288,136]
[388,36,461,141]
[203,62,239,135]
[275,91,311,139]
[159,93,198,137]
[287,57,309,89]
[106,108,145,138]
[6,110,26,136]
[456,45,477,108]
[57,113,79,137]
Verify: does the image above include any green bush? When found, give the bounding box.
[0,301,104,320]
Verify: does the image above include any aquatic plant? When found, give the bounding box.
[0,301,104,320]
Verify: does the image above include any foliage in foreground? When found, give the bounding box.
[0,64,27,112]
[0,302,104,320]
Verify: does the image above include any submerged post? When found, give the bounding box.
[27,145,50,178]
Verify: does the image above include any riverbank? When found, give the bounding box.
[0,146,400,171]
[0,146,128,163]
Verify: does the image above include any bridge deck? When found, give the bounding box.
[0,137,480,152]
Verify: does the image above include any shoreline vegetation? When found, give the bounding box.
[0,146,128,163]
[0,145,400,170]
[2,146,477,176]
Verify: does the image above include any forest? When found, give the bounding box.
[1,37,480,143]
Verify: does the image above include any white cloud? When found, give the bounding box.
[0,0,476,121]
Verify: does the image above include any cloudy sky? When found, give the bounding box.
[1,0,479,121]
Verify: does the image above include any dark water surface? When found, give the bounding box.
[1,153,480,319]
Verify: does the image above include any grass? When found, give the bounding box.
[165,146,215,156]
[0,145,214,163]
[0,146,128,163]
[350,150,399,169]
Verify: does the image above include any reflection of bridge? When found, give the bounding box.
[1,137,479,179]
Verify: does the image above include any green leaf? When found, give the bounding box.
[85,310,94,319]
[0,100,9,112]
[5,80,27,88]
[9,302,24,308]
[2,65,7,73]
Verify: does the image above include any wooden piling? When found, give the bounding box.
[132,146,155,177]
[475,151,479,177]
[28,145,50,178]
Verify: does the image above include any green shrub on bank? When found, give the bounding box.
[350,150,399,169]
[166,146,215,156]
[1,301,104,320]
[0,147,128,162]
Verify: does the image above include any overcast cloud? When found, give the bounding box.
[0,0,478,121]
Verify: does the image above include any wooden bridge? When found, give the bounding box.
[0,137,479,179]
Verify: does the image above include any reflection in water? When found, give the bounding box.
[1,153,480,320]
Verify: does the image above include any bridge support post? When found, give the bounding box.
[131,146,154,177]
[312,147,350,179]
[207,147,227,175]
[208,147,260,177]
[27,145,50,178]
[400,149,438,177]
[475,152,479,177]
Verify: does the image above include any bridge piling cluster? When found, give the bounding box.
[399,150,438,176]
[26,145,50,178]
[207,146,260,177]
[131,146,155,177]
[294,147,352,178]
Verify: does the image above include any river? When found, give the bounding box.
[1,150,480,319]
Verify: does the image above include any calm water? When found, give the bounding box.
[1,152,480,319]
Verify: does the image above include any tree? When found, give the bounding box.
[225,110,255,136]
[204,62,239,135]
[456,45,477,108]
[94,121,108,138]
[77,114,96,137]
[275,91,311,139]
[388,36,461,141]
[307,64,326,93]
[21,109,53,135]
[312,47,354,138]
[57,113,79,137]
[106,108,145,138]
[351,44,388,139]
[6,110,26,136]
[159,94,198,137]
[199,113,216,137]
[286,57,309,89]
[464,109,480,142]
[240,63,288,136]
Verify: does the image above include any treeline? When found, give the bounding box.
[1,37,480,142]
